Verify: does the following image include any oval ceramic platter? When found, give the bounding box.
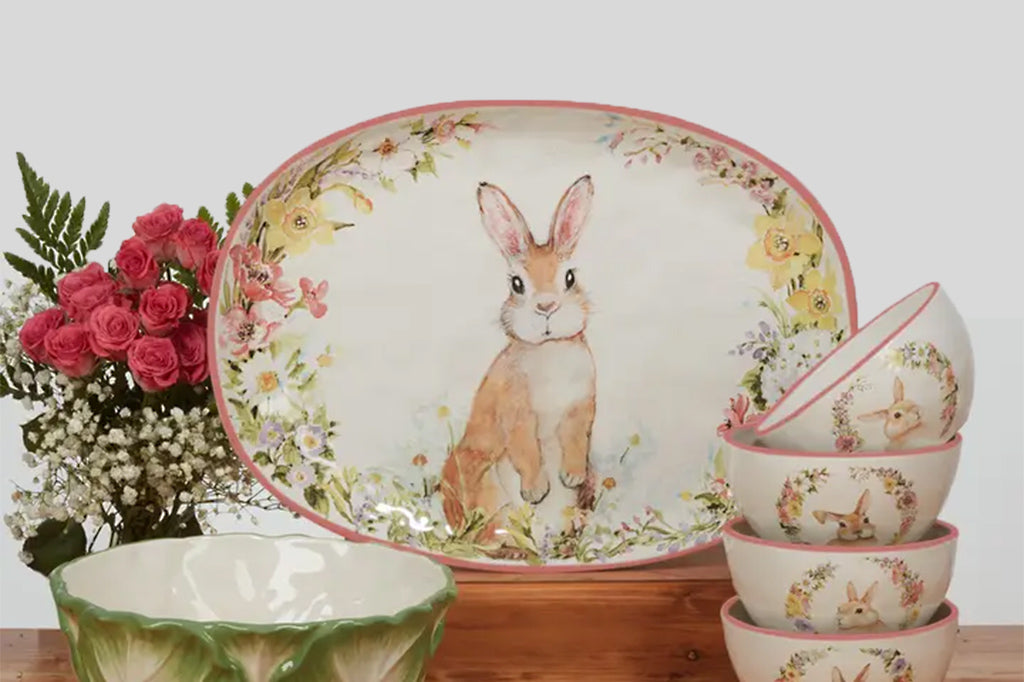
[210,101,858,571]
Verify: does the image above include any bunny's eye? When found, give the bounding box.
[893,411,902,419]
[863,517,870,523]
[564,268,576,290]
[855,607,863,614]
[838,521,847,528]
[510,276,525,295]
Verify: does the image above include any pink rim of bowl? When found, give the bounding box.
[721,595,958,640]
[206,99,860,574]
[723,516,958,553]
[723,421,962,459]
[754,282,938,437]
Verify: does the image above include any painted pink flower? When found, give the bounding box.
[750,182,776,205]
[299,277,329,318]
[230,245,294,306]
[431,115,457,143]
[220,306,275,356]
[740,160,759,177]
[692,151,710,171]
[940,403,956,423]
[709,145,729,166]
[944,366,956,389]
[717,393,751,435]
[835,435,859,452]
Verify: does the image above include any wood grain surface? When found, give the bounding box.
[2,546,1021,681]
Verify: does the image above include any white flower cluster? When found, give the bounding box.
[0,280,52,404]
[760,328,835,405]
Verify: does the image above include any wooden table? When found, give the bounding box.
[2,546,1022,681]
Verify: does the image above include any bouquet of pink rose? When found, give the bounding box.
[1,153,281,576]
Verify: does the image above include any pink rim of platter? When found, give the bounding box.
[208,100,859,571]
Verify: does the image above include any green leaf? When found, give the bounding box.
[22,519,87,577]
[64,198,87,250]
[225,192,241,225]
[82,201,109,255]
[4,253,55,300]
[241,182,255,198]
[304,486,330,517]
[379,175,397,192]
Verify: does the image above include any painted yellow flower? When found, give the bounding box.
[561,505,577,520]
[437,405,451,419]
[746,203,823,289]
[786,499,802,519]
[883,476,897,493]
[680,491,693,501]
[785,591,804,618]
[316,353,333,368]
[787,267,844,331]
[264,184,371,257]
[628,433,641,447]
[602,477,617,490]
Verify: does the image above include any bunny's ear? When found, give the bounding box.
[832,667,846,682]
[858,409,889,422]
[813,510,841,524]
[893,376,905,401]
[846,581,859,601]
[855,489,871,514]
[548,174,594,259]
[854,664,871,682]
[862,581,878,605]
[478,182,533,262]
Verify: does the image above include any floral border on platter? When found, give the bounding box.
[215,107,851,565]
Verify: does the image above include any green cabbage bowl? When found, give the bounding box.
[48,534,457,681]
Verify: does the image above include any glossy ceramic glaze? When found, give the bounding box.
[721,596,958,682]
[208,100,858,570]
[50,534,456,681]
[754,283,972,452]
[723,519,956,634]
[724,425,961,545]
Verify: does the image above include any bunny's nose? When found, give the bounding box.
[536,301,559,315]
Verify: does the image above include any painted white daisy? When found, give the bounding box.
[294,424,327,458]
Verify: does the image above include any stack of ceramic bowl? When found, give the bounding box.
[719,282,974,682]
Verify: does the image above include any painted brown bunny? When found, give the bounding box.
[858,376,924,449]
[812,489,878,546]
[440,176,598,548]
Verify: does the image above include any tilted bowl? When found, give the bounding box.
[49,534,456,682]
[753,282,973,452]
[724,424,961,545]
[723,518,957,634]
[722,596,959,682]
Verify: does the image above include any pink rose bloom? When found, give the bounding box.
[57,263,112,314]
[220,306,275,356]
[197,249,221,296]
[87,304,140,361]
[172,218,217,269]
[692,151,710,171]
[230,245,294,306]
[132,203,184,260]
[709,145,729,166]
[115,237,160,289]
[171,321,208,384]
[127,336,180,391]
[139,282,191,336]
[66,279,119,322]
[43,323,97,378]
[19,308,66,363]
[190,307,208,328]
